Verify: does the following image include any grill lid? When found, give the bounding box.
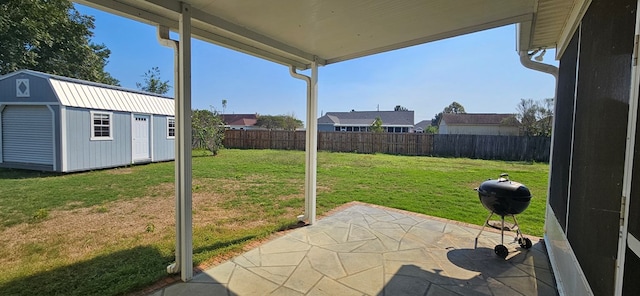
[477,173,531,199]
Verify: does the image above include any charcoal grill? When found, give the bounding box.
[474,173,533,258]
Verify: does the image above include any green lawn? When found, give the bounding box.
[0,149,549,295]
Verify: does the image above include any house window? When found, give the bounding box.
[167,117,176,138]
[340,126,347,132]
[353,127,360,132]
[90,111,112,140]
[335,127,340,131]
[346,126,353,131]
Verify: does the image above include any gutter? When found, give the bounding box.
[519,50,558,81]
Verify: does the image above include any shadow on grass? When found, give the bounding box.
[0,168,61,179]
[0,246,172,296]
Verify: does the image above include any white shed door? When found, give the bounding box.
[2,105,53,165]
[132,115,150,161]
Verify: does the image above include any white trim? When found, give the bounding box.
[556,0,592,60]
[545,205,594,296]
[566,23,582,233]
[0,102,58,105]
[167,117,176,139]
[0,104,4,163]
[150,115,155,161]
[629,234,640,257]
[60,106,67,172]
[16,79,30,97]
[130,113,134,164]
[46,105,57,172]
[90,111,113,141]
[615,2,640,294]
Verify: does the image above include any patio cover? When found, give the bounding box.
[76,0,577,68]
[75,0,580,282]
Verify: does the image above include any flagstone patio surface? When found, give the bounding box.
[149,203,557,296]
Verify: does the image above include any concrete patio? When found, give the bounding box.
[149,203,557,296]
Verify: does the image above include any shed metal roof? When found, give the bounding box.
[76,0,577,69]
[4,70,174,116]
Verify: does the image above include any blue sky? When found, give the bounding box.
[76,4,557,125]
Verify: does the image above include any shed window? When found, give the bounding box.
[167,117,175,138]
[90,111,112,140]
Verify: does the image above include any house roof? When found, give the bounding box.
[318,111,414,126]
[1,70,174,116]
[77,0,575,70]
[414,119,433,130]
[221,114,258,126]
[441,113,520,126]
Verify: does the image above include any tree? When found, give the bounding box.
[433,101,466,126]
[136,67,170,94]
[371,116,384,133]
[282,113,303,131]
[443,101,466,114]
[425,125,438,134]
[222,99,227,114]
[256,114,303,130]
[394,105,409,111]
[192,109,225,155]
[516,98,554,136]
[0,0,119,85]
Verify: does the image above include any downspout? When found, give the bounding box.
[290,62,318,225]
[519,50,559,80]
[157,25,182,276]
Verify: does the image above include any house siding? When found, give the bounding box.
[443,125,519,136]
[152,115,174,161]
[318,124,336,132]
[64,107,131,172]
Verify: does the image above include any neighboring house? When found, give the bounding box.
[413,119,434,133]
[317,110,414,133]
[439,113,520,136]
[0,70,175,172]
[221,113,258,130]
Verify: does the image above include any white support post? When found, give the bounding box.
[306,61,318,225]
[177,2,193,282]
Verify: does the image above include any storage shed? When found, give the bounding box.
[0,70,175,172]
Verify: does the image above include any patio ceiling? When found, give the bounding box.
[76,0,578,69]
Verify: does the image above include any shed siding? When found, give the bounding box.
[64,107,131,171]
[152,115,174,161]
[0,74,58,103]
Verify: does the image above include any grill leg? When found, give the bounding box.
[475,212,494,249]
[511,215,523,241]
[500,215,505,246]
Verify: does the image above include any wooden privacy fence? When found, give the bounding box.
[223,130,551,161]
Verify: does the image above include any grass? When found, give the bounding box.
[0,149,549,295]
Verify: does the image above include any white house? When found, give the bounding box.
[439,113,520,136]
